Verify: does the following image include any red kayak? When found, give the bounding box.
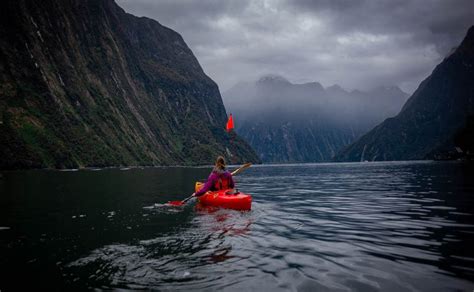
[195,182,252,211]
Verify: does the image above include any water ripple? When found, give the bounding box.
[5,161,474,291]
[75,163,472,289]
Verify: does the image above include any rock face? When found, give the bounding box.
[0,0,259,169]
[336,26,474,162]
[223,75,408,163]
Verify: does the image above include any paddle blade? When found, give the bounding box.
[242,162,252,169]
[168,200,184,206]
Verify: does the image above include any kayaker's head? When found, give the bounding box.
[213,156,226,173]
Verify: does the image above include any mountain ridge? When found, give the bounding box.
[223,76,408,162]
[335,25,474,161]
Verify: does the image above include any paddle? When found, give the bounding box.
[168,194,195,206]
[167,162,252,206]
[231,162,252,176]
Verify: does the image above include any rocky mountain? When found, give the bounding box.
[335,26,474,162]
[0,0,259,169]
[223,76,408,162]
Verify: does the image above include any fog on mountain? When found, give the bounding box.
[224,75,408,126]
[222,75,409,162]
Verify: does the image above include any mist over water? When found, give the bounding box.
[1,161,473,290]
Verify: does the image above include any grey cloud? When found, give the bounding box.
[285,0,474,54]
[116,0,474,94]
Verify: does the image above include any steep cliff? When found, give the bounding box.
[0,0,259,169]
[335,26,474,162]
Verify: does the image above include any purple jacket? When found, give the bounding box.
[195,170,235,197]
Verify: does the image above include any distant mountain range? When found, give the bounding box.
[223,76,409,162]
[336,26,474,162]
[0,0,259,169]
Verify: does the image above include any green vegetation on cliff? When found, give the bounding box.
[0,0,259,169]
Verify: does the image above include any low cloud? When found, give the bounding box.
[117,0,474,93]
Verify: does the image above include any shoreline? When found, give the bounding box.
[2,159,471,173]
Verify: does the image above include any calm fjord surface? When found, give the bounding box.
[1,161,473,291]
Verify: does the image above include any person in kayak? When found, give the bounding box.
[193,156,235,197]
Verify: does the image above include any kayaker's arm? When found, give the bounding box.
[195,173,216,197]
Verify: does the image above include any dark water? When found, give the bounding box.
[1,161,474,291]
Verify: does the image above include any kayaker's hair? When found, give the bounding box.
[215,156,226,170]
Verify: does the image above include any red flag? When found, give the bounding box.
[226,114,234,132]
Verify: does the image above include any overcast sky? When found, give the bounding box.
[116,0,474,94]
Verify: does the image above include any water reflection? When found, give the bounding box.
[0,162,473,291]
[65,204,254,289]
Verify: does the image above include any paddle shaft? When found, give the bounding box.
[231,162,252,176]
[181,194,194,203]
